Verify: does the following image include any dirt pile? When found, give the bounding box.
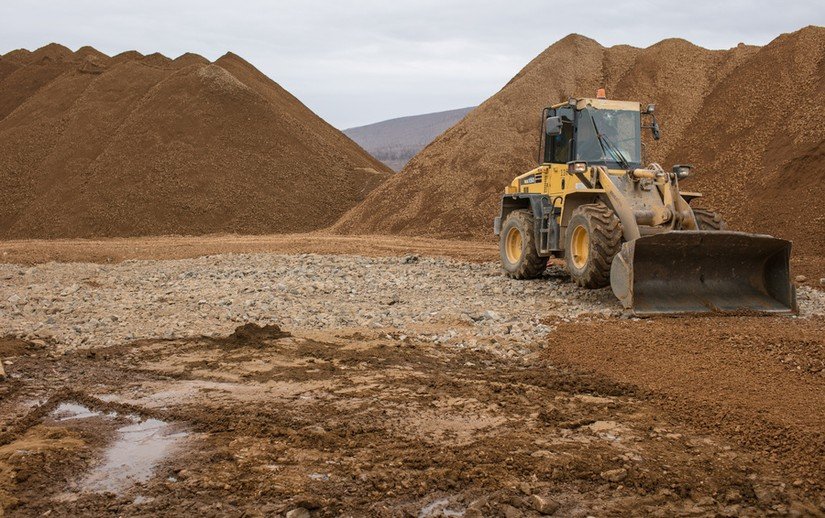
[220,323,291,348]
[333,27,824,258]
[0,45,390,239]
[669,28,825,257]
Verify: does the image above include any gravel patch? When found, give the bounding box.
[0,254,616,352]
[1,253,823,353]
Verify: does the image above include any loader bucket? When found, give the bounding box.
[610,231,797,316]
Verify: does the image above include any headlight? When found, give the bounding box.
[567,161,588,174]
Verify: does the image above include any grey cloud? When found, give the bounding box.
[1,1,822,127]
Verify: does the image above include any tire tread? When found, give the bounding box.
[693,208,727,231]
[500,210,547,280]
[565,203,622,288]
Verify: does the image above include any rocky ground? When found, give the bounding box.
[0,254,625,353]
[1,244,825,516]
[1,253,823,354]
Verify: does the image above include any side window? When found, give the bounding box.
[544,107,574,164]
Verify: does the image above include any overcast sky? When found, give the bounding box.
[1,1,822,128]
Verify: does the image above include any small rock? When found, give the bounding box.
[530,450,554,458]
[795,275,807,283]
[7,294,20,304]
[482,310,501,321]
[819,278,825,286]
[507,495,526,509]
[600,468,628,482]
[60,284,80,296]
[724,488,742,503]
[401,254,419,264]
[720,504,742,517]
[0,361,6,379]
[753,485,776,504]
[285,508,310,518]
[695,496,716,507]
[530,494,560,515]
[500,504,522,518]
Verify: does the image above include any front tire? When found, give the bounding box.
[693,208,727,231]
[499,210,547,279]
[564,203,622,288]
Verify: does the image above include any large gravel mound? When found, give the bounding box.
[0,45,390,238]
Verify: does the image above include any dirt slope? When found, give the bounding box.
[333,27,823,258]
[0,45,390,239]
[673,27,825,257]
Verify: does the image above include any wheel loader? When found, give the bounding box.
[493,91,797,315]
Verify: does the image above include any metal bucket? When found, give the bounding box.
[610,231,797,316]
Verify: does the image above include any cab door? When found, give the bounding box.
[541,106,575,205]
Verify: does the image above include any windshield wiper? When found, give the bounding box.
[590,114,630,170]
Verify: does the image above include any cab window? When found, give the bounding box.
[544,107,574,164]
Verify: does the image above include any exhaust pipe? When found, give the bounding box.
[610,231,797,316]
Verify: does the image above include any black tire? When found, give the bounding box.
[564,203,622,288]
[499,209,547,279]
[693,208,727,231]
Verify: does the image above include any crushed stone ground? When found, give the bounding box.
[0,254,625,352]
[1,249,825,516]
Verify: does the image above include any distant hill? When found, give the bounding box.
[344,107,474,171]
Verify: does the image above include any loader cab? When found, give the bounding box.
[539,98,644,170]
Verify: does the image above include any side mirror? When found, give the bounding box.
[545,116,563,137]
[652,121,661,140]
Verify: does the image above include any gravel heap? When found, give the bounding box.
[0,45,389,239]
[2,253,824,354]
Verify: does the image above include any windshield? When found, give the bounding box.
[576,108,641,168]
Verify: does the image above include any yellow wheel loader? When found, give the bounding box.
[493,92,797,315]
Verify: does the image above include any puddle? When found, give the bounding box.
[82,418,188,494]
[52,402,106,421]
[48,402,187,495]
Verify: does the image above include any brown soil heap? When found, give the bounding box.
[0,45,390,238]
[333,27,824,258]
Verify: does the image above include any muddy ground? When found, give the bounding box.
[1,236,824,517]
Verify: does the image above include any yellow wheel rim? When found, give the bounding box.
[571,225,590,269]
[505,226,523,264]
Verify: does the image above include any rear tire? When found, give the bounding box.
[499,210,547,279]
[693,208,727,231]
[565,203,622,288]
